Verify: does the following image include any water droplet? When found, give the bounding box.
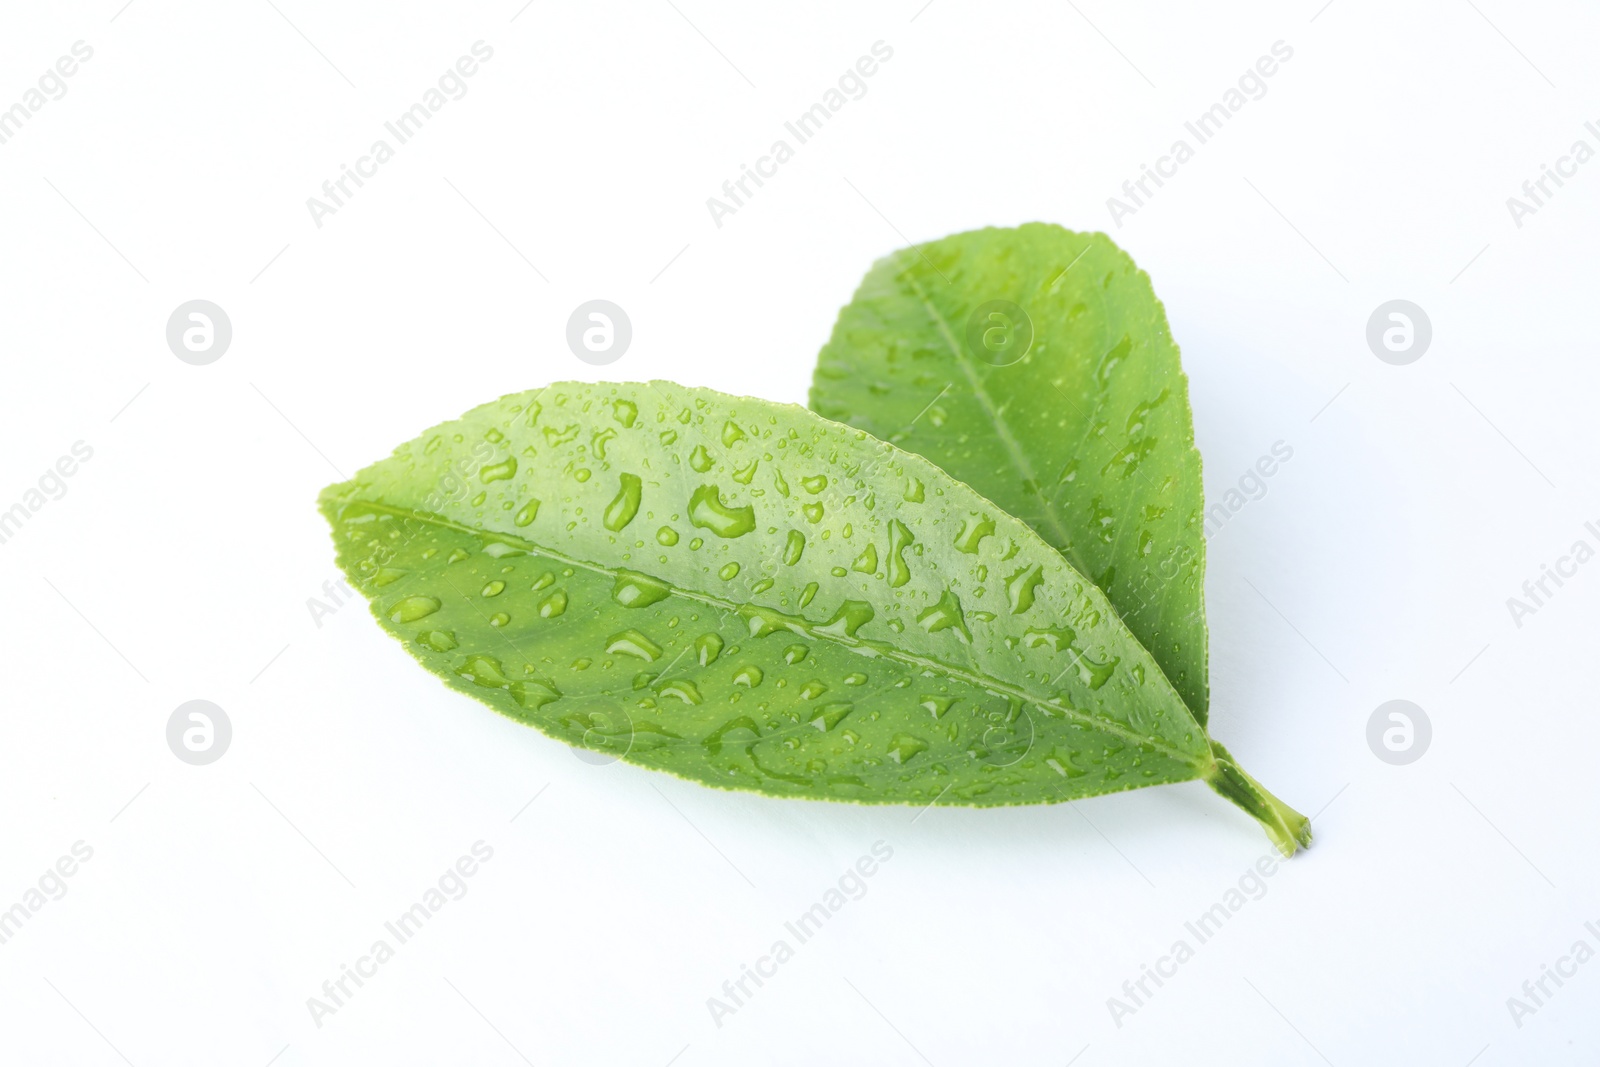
[721,421,747,446]
[799,680,828,700]
[480,457,517,483]
[695,632,724,665]
[457,654,511,687]
[689,445,714,473]
[688,485,756,538]
[418,630,457,651]
[510,678,562,710]
[1022,626,1076,652]
[920,695,956,719]
[783,530,805,566]
[817,599,874,638]
[613,399,638,427]
[573,468,592,483]
[851,543,878,574]
[531,571,554,591]
[904,477,925,502]
[591,428,617,459]
[1075,652,1119,690]
[802,503,824,524]
[808,703,853,731]
[489,612,510,627]
[801,474,827,494]
[390,596,441,623]
[916,591,970,641]
[481,580,506,597]
[704,715,761,756]
[954,514,995,554]
[732,459,758,485]
[1101,437,1157,480]
[732,664,763,687]
[783,644,808,665]
[603,473,643,532]
[1125,389,1169,435]
[658,679,703,705]
[543,424,579,446]
[1090,498,1115,543]
[660,429,678,446]
[887,733,929,764]
[751,578,774,594]
[538,590,568,618]
[606,629,662,661]
[372,567,407,587]
[613,570,671,608]
[886,520,914,587]
[719,561,740,581]
[514,499,540,526]
[1004,564,1044,614]
[1097,335,1131,386]
[657,526,679,546]
[1044,748,1087,778]
[799,582,818,608]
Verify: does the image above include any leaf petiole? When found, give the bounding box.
[1203,742,1312,857]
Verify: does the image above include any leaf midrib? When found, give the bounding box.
[898,256,1209,728]
[902,267,1075,553]
[347,499,1209,769]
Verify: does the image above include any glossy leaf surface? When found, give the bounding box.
[812,225,1210,725]
[321,382,1306,852]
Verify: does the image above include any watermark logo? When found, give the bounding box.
[305,42,495,229]
[0,841,94,947]
[1107,850,1286,1027]
[1203,440,1293,540]
[1365,300,1430,365]
[565,697,635,766]
[1506,920,1600,1029]
[167,700,232,765]
[1505,519,1599,629]
[1107,40,1294,226]
[965,300,1033,366]
[705,42,894,229]
[566,300,631,365]
[1366,700,1429,765]
[1506,121,1600,229]
[166,300,232,365]
[0,441,94,548]
[969,704,1034,767]
[306,841,495,1028]
[707,841,894,1028]
[0,41,94,148]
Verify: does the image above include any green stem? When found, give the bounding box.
[1204,742,1312,857]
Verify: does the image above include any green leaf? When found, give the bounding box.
[319,381,1308,854]
[811,224,1210,728]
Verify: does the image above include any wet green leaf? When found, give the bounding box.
[320,380,1307,854]
[812,224,1210,727]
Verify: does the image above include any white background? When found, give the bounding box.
[1,1,1597,1064]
